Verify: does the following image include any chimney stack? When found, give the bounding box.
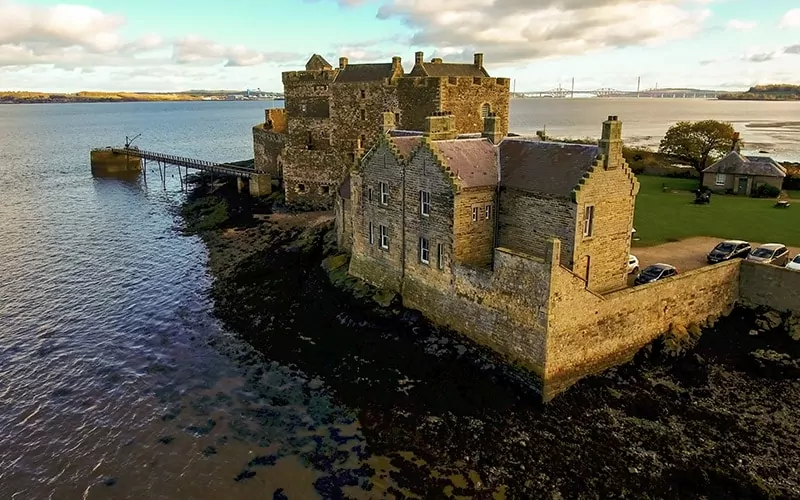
[482,112,503,145]
[415,51,424,65]
[424,111,457,141]
[382,112,396,133]
[474,53,484,69]
[339,57,348,69]
[731,132,741,153]
[431,57,442,64]
[599,115,623,169]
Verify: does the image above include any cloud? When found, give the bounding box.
[780,8,800,28]
[0,0,299,69]
[786,44,800,55]
[726,19,756,31]
[742,52,775,63]
[373,0,712,65]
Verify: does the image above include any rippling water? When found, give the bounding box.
[0,99,798,499]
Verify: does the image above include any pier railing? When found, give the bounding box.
[106,147,256,178]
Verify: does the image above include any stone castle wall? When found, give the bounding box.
[252,125,285,178]
[454,187,496,267]
[439,77,510,137]
[331,81,399,153]
[498,189,577,266]
[544,247,741,400]
[739,261,800,312]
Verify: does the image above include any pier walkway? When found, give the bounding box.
[107,147,256,178]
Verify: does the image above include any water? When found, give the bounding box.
[0,98,798,499]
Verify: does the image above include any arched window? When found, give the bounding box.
[481,103,491,118]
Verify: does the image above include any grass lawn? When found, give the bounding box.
[633,175,800,247]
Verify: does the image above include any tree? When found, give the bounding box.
[658,120,738,175]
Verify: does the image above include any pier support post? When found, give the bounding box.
[249,173,272,197]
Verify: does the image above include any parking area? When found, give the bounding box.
[631,237,800,274]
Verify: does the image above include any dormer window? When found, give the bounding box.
[360,89,366,98]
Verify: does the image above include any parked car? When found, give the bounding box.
[707,240,751,264]
[627,255,639,274]
[634,263,678,286]
[786,254,800,271]
[746,243,790,266]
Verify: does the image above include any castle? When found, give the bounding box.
[254,53,800,401]
[253,52,510,207]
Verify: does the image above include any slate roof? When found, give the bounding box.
[390,136,423,159]
[335,63,396,83]
[433,138,498,188]
[339,173,351,200]
[408,62,489,78]
[499,139,600,198]
[702,152,786,178]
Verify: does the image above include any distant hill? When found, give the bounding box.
[0,90,283,104]
[717,84,800,101]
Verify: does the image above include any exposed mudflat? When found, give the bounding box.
[184,182,800,499]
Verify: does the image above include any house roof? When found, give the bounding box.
[408,62,489,78]
[498,139,599,198]
[702,151,786,178]
[390,135,423,159]
[335,63,396,83]
[433,138,498,188]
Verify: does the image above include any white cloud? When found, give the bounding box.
[374,0,712,65]
[726,19,756,31]
[780,8,800,28]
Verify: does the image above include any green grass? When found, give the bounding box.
[633,175,800,247]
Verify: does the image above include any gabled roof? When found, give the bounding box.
[432,138,498,188]
[390,135,424,159]
[335,63,396,83]
[408,62,489,78]
[703,151,786,178]
[499,139,600,198]
[305,54,332,71]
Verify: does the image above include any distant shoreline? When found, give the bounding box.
[0,92,283,105]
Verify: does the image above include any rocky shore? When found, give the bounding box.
[181,178,800,499]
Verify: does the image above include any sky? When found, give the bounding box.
[1,0,799,93]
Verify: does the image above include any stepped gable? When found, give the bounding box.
[432,138,498,188]
[499,139,600,198]
[335,63,396,83]
[389,134,424,160]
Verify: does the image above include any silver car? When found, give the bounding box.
[746,243,790,266]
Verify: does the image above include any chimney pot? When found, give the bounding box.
[339,57,348,69]
[415,51,424,65]
[474,53,484,68]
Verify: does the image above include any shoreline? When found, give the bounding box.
[180,176,800,498]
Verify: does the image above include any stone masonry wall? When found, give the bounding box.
[252,125,285,178]
[498,188,576,266]
[402,146,456,292]
[545,247,740,400]
[348,144,406,291]
[439,77,510,137]
[739,261,800,312]
[331,82,399,154]
[454,187,496,268]
[397,78,441,133]
[572,158,639,294]
[403,247,551,379]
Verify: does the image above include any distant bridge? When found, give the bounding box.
[517,87,720,99]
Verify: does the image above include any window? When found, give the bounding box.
[368,222,374,244]
[379,182,388,205]
[715,173,726,186]
[367,187,373,202]
[360,89,366,98]
[360,134,366,149]
[485,204,492,220]
[419,237,430,264]
[473,77,481,85]
[437,243,444,269]
[472,207,479,222]
[320,185,330,195]
[297,183,306,193]
[583,205,595,237]
[420,191,430,216]
[360,109,366,120]
[448,77,457,85]
[379,225,389,249]
[481,103,491,118]
[394,112,400,126]
[306,131,314,150]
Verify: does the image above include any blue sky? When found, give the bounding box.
[1,0,799,92]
